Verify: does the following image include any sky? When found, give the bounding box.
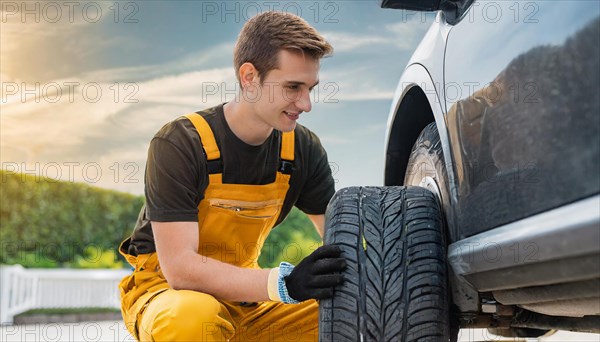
[0,0,436,195]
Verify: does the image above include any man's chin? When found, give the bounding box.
[279,122,297,133]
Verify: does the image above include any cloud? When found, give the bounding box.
[0,63,238,194]
[78,43,235,83]
[0,14,238,195]
[322,18,429,54]
[385,20,428,50]
[313,20,429,103]
[319,65,396,102]
[322,31,390,53]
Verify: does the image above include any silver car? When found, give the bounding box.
[319,1,599,341]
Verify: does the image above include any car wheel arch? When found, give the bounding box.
[385,64,459,205]
[384,85,435,186]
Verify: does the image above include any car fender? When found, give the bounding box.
[384,63,459,206]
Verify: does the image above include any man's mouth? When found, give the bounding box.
[284,111,300,120]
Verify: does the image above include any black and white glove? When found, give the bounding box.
[267,245,346,303]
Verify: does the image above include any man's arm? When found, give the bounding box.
[152,221,270,302]
[307,214,325,238]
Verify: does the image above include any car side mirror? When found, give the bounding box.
[380,0,474,25]
[380,0,442,11]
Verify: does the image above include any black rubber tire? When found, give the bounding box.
[319,186,456,342]
[404,122,452,232]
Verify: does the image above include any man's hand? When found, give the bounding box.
[284,244,346,301]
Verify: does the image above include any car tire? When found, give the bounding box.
[404,122,452,232]
[319,186,457,342]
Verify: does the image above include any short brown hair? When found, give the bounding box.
[233,11,333,85]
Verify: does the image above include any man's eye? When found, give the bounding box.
[286,85,299,90]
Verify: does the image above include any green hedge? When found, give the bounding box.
[0,170,143,266]
[0,170,321,268]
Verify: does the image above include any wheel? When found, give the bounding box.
[404,122,451,224]
[319,186,457,342]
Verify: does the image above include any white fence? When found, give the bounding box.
[0,265,131,325]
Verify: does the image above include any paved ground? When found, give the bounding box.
[1,322,598,341]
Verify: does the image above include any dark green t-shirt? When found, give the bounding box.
[126,103,335,256]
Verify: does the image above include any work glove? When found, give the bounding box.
[285,244,346,302]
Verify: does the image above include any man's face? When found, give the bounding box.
[249,50,320,133]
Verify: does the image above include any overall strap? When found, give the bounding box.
[279,131,295,175]
[185,113,220,160]
[184,113,223,183]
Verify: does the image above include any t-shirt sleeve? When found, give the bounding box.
[145,123,205,222]
[295,133,336,215]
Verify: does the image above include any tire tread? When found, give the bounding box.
[320,186,451,341]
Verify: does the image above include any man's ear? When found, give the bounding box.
[239,62,260,89]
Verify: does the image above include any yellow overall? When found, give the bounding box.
[119,113,319,341]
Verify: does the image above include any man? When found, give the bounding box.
[118,11,346,341]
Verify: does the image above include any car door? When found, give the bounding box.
[443,1,600,238]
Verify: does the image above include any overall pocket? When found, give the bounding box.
[199,198,283,267]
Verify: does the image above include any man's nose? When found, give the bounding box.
[296,89,312,113]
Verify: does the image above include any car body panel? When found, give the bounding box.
[444,1,600,238]
[406,11,452,106]
[448,194,600,316]
[386,1,600,240]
